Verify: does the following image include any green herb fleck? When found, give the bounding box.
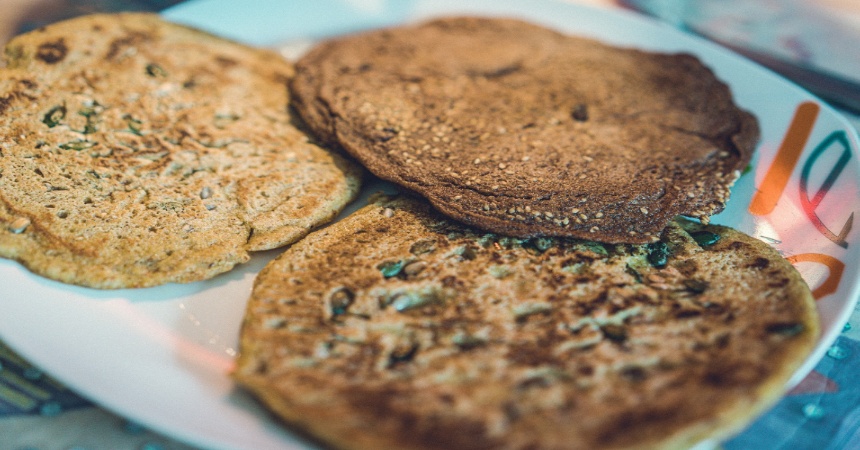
[625,263,643,283]
[527,237,554,253]
[329,287,354,316]
[378,260,405,278]
[387,342,418,366]
[77,103,101,134]
[581,241,608,256]
[59,140,96,151]
[123,114,143,135]
[766,322,805,337]
[451,333,486,350]
[646,241,670,268]
[41,105,66,128]
[601,324,628,342]
[391,292,431,312]
[691,230,721,247]
[146,63,168,77]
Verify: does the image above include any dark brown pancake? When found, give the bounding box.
[290,16,759,243]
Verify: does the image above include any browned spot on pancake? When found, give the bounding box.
[36,38,67,64]
[104,32,151,61]
[215,55,238,67]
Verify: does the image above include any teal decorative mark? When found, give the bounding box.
[800,130,853,249]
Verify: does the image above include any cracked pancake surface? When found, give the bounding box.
[290,16,759,243]
[235,194,818,450]
[0,13,361,288]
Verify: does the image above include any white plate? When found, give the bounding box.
[2,1,859,449]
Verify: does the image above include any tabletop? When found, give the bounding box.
[1,1,860,449]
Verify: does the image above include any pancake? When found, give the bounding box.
[0,13,362,288]
[234,194,818,450]
[290,17,758,243]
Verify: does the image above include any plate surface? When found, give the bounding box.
[2,1,859,449]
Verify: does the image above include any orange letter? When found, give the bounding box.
[749,102,820,215]
[786,253,845,300]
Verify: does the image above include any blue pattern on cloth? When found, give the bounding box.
[727,334,860,449]
[0,342,91,417]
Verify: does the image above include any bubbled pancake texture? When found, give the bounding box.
[235,195,818,450]
[0,13,362,288]
[291,17,759,243]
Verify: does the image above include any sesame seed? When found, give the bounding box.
[583,156,593,162]
[640,207,649,215]
[474,158,481,164]
[498,163,507,169]
[525,206,531,212]
[589,226,599,233]
[595,212,604,218]
[383,208,395,218]
[522,156,531,162]
[571,208,580,214]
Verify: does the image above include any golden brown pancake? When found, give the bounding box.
[235,194,818,450]
[0,13,362,288]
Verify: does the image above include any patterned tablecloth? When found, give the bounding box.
[1,1,860,449]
